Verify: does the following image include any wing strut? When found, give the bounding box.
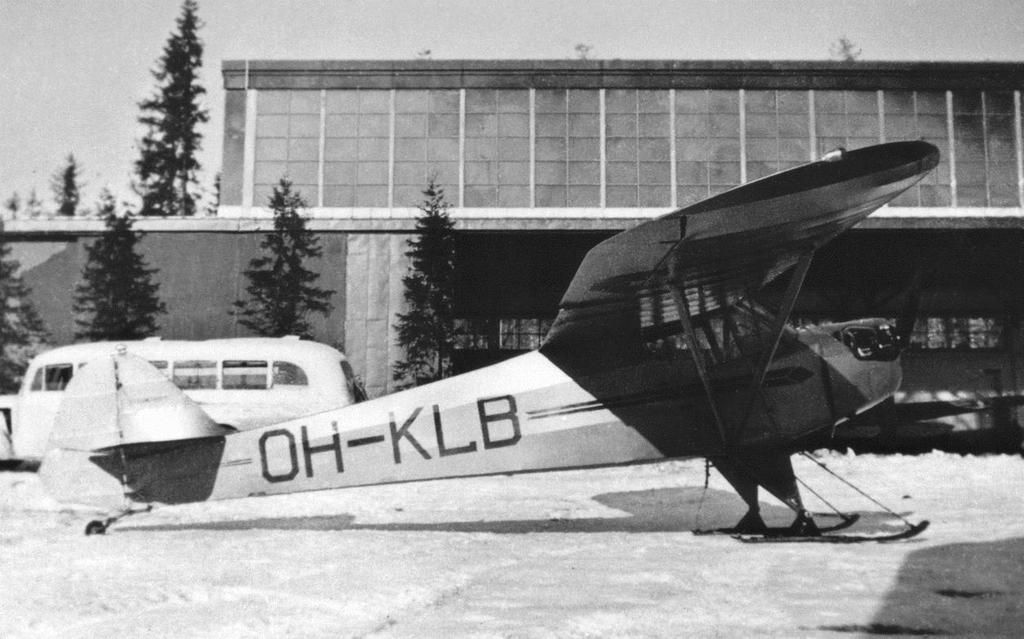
[738,252,815,438]
[668,283,728,449]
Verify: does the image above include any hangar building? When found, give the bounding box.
[6,60,1024,413]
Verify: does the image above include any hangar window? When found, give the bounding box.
[394,90,460,207]
[452,318,553,351]
[952,91,1018,207]
[254,90,321,206]
[676,90,742,205]
[323,90,390,207]
[883,91,952,206]
[535,89,601,207]
[464,89,530,207]
[454,319,492,350]
[954,92,989,207]
[605,89,671,207]
[981,91,1018,207]
[814,91,880,157]
[909,317,1003,350]
[745,90,810,181]
[499,318,553,350]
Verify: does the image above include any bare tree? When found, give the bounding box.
[830,36,862,62]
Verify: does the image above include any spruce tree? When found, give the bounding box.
[134,0,208,217]
[393,179,457,385]
[25,190,43,218]
[0,233,47,393]
[233,179,334,338]
[4,192,19,218]
[73,191,167,340]
[204,171,221,216]
[51,153,82,217]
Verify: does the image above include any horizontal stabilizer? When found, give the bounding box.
[38,447,128,511]
[48,350,231,452]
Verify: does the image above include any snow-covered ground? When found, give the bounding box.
[2,452,1022,638]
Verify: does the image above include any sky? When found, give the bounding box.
[2,0,1023,210]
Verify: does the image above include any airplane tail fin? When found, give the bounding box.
[40,350,232,509]
[47,350,229,452]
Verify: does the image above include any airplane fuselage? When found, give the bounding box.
[41,324,900,510]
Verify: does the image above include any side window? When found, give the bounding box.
[30,368,43,391]
[172,360,217,390]
[149,360,170,378]
[272,361,308,386]
[43,364,74,391]
[223,360,269,389]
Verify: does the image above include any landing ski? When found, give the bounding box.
[693,513,860,537]
[733,520,929,544]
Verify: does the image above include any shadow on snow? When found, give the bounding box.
[121,486,914,536]
[817,537,1024,636]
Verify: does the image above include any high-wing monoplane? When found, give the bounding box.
[39,141,939,540]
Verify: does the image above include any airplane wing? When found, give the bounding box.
[542,141,940,355]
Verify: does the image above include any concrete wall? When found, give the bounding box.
[10,231,369,381]
[10,228,420,399]
[343,234,412,398]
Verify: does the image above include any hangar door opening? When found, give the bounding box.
[453,232,611,372]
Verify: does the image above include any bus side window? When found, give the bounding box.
[272,362,308,386]
[43,364,74,391]
[223,360,269,389]
[149,360,170,378]
[173,360,217,390]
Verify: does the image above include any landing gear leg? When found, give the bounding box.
[710,452,821,537]
[710,455,768,534]
[84,505,152,536]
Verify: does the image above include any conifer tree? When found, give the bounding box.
[73,191,167,340]
[233,179,333,338]
[25,190,43,218]
[393,179,457,385]
[51,153,82,217]
[134,0,209,216]
[4,192,19,218]
[204,171,221,216]
[0,232,47,393]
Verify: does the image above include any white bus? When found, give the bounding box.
[0,337,366,463]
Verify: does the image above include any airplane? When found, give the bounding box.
[38,140,939,540]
